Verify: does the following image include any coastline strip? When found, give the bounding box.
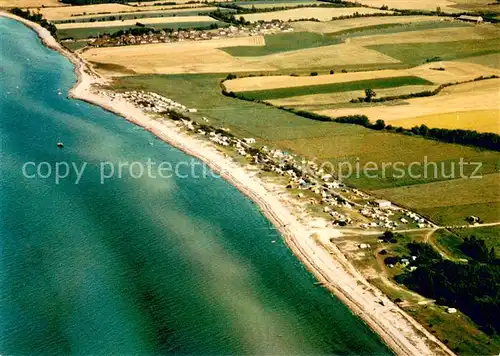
[0,11,455,356]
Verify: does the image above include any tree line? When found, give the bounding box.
[351,75,499,104]
[10,8,57,38]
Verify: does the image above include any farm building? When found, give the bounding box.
[375,200,392,209]
[457,15,483,23]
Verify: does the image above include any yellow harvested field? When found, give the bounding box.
[226,68,406,92]
[239,1,318,9]
[373,173,500,210]
[391,110,500,134]
[316,79,500,133]
[351,25,500,46]
[83,36,273,74]
[407,62,500,84]
[56,16,216,29]
[38,4,135,20]
[58,7,218,22]
[291,16,447,34]
[37,3,209,20]
[268,85,437,107]
[354,0,462,13]
[225,61,499,92]
[244,43,399,70]
[0,0,65,7]
[241,7,390,22]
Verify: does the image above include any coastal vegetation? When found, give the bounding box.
[394,238,500,337]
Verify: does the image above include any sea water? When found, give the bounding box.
[0,18,390,355]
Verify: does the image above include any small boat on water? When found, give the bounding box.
[57,141,64,148]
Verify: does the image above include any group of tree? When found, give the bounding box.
[207,9,250,26]
[395,241,499,335]
[460,236,498,264]
[10,8,57,37]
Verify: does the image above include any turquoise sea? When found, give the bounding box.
[0,18,391,355]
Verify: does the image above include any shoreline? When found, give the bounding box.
[1,12,454,356]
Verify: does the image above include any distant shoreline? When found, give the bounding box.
[0,11,454,356]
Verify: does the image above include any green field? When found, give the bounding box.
[368,38,500,66]
[233,76,433,100]
[111,73,500,225]
[57,20,228,39]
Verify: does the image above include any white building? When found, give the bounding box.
[375,200,392,209]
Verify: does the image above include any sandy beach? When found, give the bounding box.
[1,11,454,356]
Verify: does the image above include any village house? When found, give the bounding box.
[457,15,484,23]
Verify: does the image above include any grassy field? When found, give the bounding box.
[111,73,500,225]
[61,40,90,51]
[368,38,500,66]
[222,32,342,57]
[372,174,500,225]
[57,20,227,39]
[233,76,433,100]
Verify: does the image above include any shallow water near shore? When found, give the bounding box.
[0,18,391,355]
